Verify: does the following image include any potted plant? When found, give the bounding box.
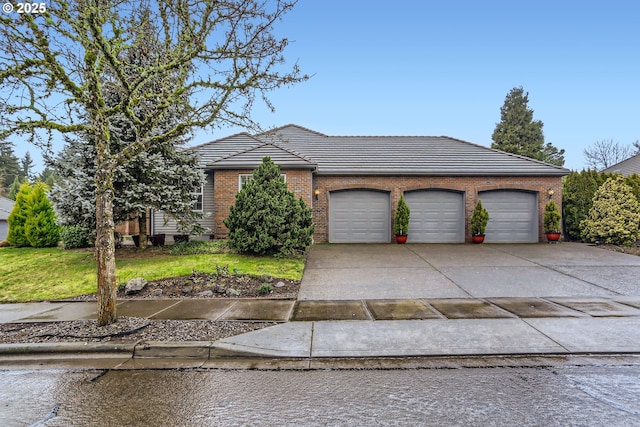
[544,200,562,242]
[470,200,489,243]
[394,194,410,244]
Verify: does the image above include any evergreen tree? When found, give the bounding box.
[492,87,565,166]
[0,138,21,191]
[38,166,59,188]
[7,175,28,200]
[6,182,32,247]
[24,182,59,247]
[225,157,314,256]
[580,176,640,245]
[20,152,35,182]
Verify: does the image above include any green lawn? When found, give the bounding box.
[0,246,304,303]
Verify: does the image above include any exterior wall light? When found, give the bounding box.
[314,189,322,200]
[547,188,555,199]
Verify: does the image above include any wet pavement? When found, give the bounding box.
[4,366,640,426]
[2,296,640,323]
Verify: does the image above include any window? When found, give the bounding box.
[193,185,203,211]
[238,173,286,191]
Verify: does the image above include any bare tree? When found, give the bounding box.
[0,1,306,325]
[583,139,634,171]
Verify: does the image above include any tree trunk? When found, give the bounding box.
[95,178,117,326]
[138,210,148,249]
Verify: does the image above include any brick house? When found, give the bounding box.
[151,124,570,243]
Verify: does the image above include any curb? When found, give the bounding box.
[2,342,640,371]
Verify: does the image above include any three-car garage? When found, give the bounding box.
[327,188,539,244]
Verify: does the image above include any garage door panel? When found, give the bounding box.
[405,190,464,243]
[329,190,390,243]
[480,191,537,243]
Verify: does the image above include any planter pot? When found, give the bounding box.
[150,234,166,246]
[173,234,189,243]
[546,232,561,242]
[132,235,140,247]
[471,234,485,244]
[395,234,408,244]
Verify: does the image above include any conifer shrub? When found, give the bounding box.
[224,157,314,256]
[24,182,60,247]
[8,182,60,247]
[60,225,90,249]
[6,182,32,247]
[580,176,640,246]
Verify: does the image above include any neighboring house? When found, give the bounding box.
[602,152,640,176]
[152,124,570,244]
[0,196,15,241]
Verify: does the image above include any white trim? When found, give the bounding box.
[193,185,204,211]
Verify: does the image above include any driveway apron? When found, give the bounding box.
[298,243,640,301]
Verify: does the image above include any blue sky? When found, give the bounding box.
[15,0,640,171]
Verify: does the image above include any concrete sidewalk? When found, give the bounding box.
[2,296,640,369]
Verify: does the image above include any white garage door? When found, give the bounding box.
[405,190,464,243]
[329,190,390,243]
[479,190,538,243]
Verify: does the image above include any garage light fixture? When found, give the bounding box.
[547,188,554,199]
[314,189,322,200]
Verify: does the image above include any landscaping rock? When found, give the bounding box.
[214,284,226,294]
[150,289,163,297]
[275,281,285,288]
[181,286,193,294]
[260,274,274,283]
[198,290,214,298]
[226,288,240,297]
[125,278,148,295]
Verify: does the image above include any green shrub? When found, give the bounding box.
[580,176,640,245]
[563,171,640,241]
[6,182,32,247]
[60,225,90,249]
[543,201,561,233]
[8,182,60,248]
[470,200,489,235]
[23,182,59,247]
[169,240,233,255]
[393,195,410,235]
[258,284,273,295]
[224,157,314,256]
[562,170,611,241]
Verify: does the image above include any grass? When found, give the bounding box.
[0,245,305,303]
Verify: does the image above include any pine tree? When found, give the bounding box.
[0,138,21,191]
[225,157,314,256]
[20,152,35,182]
[492,87,565,166]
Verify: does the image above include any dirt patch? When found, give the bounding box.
[68,268,299,301]
[595,243,640,257]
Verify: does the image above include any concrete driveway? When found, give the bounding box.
[298,243,640,300]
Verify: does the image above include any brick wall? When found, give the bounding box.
[213,169,313,238]
[311,175,563,243]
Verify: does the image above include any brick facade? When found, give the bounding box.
[311,175,563,243]
[213,170,562,244]
[213,169,313,238]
